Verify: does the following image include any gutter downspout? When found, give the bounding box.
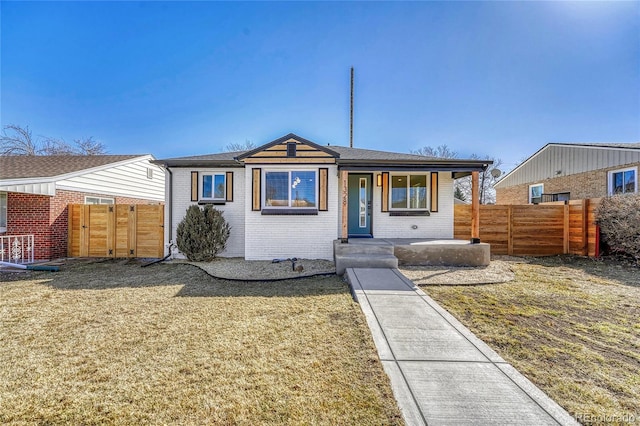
[163,165,173,256]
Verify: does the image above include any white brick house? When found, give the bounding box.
[154,134,489,260]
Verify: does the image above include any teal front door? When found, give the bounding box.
[348,174,372,237]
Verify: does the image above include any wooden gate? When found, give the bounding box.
[68,204,164,258]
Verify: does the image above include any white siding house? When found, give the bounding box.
[244,164,339,260]
[169,167,246,258]
[0,155,165,199]
[0,154,165,261]
[56,157,165,201]
[155,133,489,261]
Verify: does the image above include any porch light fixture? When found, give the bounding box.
[376,174,382,187]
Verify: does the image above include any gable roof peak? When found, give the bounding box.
[235,133,340,160]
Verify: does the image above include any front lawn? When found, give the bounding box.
[0,260,403,425]
[420,256,639,424]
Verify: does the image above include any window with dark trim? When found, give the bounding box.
[264,170,317,208]
[390,174,428,210]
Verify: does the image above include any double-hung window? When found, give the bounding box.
[202,173,226,201]
[264,170,317,208]
[608,167,637,195]
[85,196,114,205]
[529,183,543,204]
[390,174,427,210]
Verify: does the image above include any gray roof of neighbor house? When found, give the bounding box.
[153,151,245,167]
[566,142,640,149]
[154,134,490,173]
[0,155,147,179]
[495,142,640,188]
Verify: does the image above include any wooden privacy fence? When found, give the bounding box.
[68,204,164,259]
[454,199,600,257]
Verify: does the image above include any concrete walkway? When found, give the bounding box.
[345,268,579,426]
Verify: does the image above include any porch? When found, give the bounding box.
[334,238,490,275]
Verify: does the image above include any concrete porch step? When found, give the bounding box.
[333,240,394,257]
[335,253,398,275]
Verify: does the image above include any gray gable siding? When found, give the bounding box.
[497,144,640,188]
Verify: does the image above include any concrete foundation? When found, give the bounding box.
[334,239,490,274]
[388,239,490,267]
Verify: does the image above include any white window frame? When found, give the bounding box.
[263,169,318,209]
[389,173,429,210]
[608,166,637,195]
[0,192,7,232]
[529,183,544,204]
[201,173,226,201]
[85,196,114,205]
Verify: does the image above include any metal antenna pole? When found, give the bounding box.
[350,67,354,148]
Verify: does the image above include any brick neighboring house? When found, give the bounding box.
[495,143,640,205]
[0,155,165,262]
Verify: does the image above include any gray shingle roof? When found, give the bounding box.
[155,146,465,165]
[153,133,488,171]
[0,155,145,179]
[329,146,440,161]
[159,151,244,162]
[549,142,640,149]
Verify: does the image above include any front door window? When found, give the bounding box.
[359,178,367,228]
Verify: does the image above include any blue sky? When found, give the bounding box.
[1,1,638,172]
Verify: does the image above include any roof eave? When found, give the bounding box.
[337,159,491,171]
[152,159,244,168]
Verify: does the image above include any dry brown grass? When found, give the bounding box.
[420,256,639,425]
[0,260,403,425]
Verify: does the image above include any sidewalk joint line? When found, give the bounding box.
[352,268,430,426]
[351,267,566,426]
[394,359,495,363]
[403,271,563,425]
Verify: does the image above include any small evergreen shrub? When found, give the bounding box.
[596,194,640,265]
[176,205,231,262]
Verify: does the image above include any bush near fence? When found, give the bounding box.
[596,194,640,265]
[454,199,600,257]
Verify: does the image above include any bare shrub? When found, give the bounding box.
[176,205,230,261]
[596,194,640,265]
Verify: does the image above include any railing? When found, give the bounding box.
[541,192,571,203]
[0,235,35,264]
